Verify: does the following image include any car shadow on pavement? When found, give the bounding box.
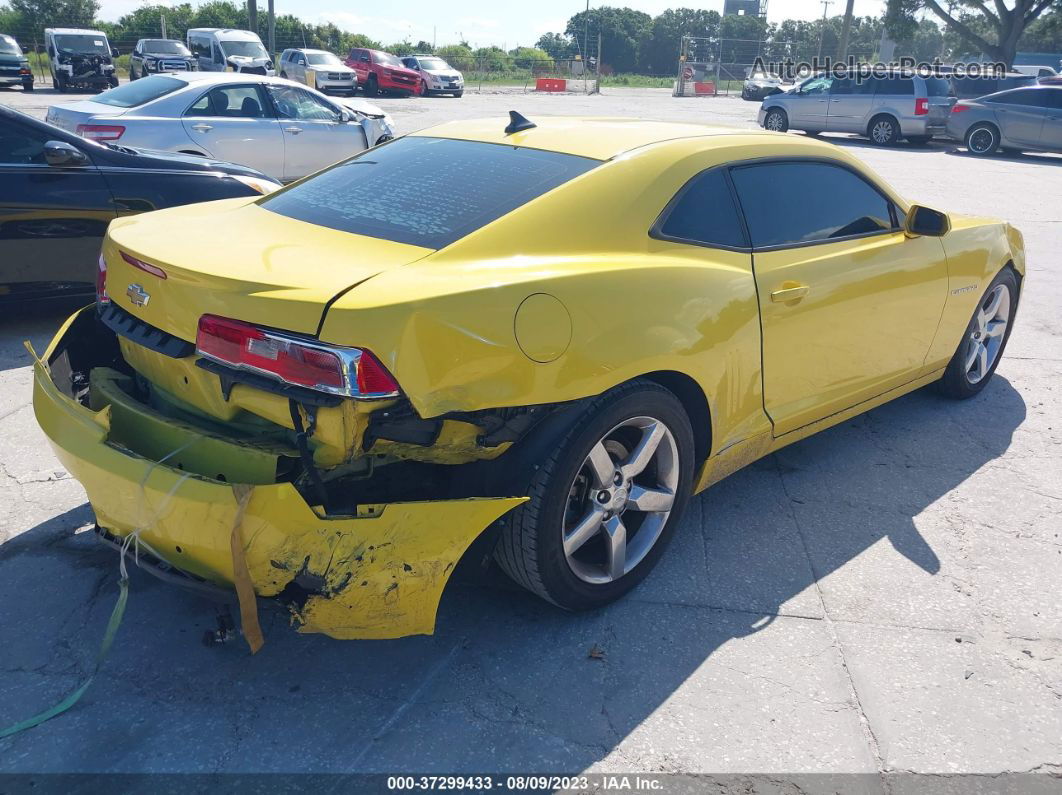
[0,302,88,373]
[813,134,947,153]
[944,148,1062,166]
[0,376,1026,772]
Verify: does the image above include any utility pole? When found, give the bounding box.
[160,11,167,39]
[582,0,590,71]
[248,0,257,36]
[815,0,832,64]
[836,0,855,62]
[267,0,275,59]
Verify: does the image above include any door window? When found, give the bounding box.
[0,118,48,164]
[186,85,271,118]
[800,76,832,95]
[654,167,747,249]
[267,85,340,121]
[730,161,898,249]
[830,76,874,95]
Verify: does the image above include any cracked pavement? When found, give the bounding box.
[0,87,1060,781]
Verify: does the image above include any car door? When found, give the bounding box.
[729,160,949,436]
[790,75,832,129]
[1041,89,1062,150]
[266,84,359,180]
[0,113,114,295]
[986,89,1048,146]
[349,49,370,83]
[827,76,875,132]
[181,83,285,178]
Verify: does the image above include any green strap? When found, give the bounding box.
[0,577,128,739]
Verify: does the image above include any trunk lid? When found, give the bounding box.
[46,100,130,132]
[104,197,433,342]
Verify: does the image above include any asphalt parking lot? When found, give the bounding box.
[1,84,1060,783]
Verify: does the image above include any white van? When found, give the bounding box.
[186,28,274,75]
[45,27,119,92]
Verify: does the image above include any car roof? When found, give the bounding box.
[413,116,805,160]
[154,71,276,85]
[46,28,107,35]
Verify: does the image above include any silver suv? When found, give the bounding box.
[758,71,954,145]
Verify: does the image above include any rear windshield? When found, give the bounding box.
[0,35,21,56]
[261,136,599,249]
[92,75,186,107]
[924,76,952,96]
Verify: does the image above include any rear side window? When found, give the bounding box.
[875,75,914,95]
[92,75,186,108]
[730,162,897,249]
[655,168,747,249]
[187,85,270,118]
[261,137,599,249]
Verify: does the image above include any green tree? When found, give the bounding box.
[508,45,549,68]
[9,0,98,29]
[565,6,651,73]
[642,8,720,73]
[886,0,1059,66]
[435,43,473,70]
[535,32,574,59]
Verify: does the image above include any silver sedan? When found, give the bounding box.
[947,85,1062,156]
[45,72,395,181]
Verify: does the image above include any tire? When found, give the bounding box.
[108,75,119,89]
[22,79,33,92]
[965,123,999,157]
[365,75,378,96]
[280,71,287,79]
[868,114,899,146]
[453,90,463,98]
[763,108,788,133]
[937,268,1018,399]
[494,380,695,611]
[54,73,68,93]
[419,80,428,96]
[906,135,932,145]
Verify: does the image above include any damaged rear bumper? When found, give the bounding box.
[31,307,526,640]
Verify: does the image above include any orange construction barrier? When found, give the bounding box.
[536,78,567,92]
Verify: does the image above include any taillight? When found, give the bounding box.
[120,250,167,279]
[96,253,109,304]
[914,98,929,116]
[195,314,400,398]
[76,124,125,141]
[951,102,970,114]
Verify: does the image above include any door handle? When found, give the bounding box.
[771,284,810,303]
[191,123,212,132]
[284,126,302,134]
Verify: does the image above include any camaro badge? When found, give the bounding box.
[126,283,150,307]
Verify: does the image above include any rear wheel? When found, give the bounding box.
[965,123,999,156]
[764,108,788,132]
[22,79,33,92]
[937,268,1018,399]
[365,74,378,96]
[868,114,899,145]
[494,380,694,611]
[419,79,428,96]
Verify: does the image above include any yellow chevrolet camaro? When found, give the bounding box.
[33,114,1024,641]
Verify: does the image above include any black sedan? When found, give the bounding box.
[0,104,279,306]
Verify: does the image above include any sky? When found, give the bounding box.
[96,0,888,49]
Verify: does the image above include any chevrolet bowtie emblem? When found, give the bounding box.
[126,283,150,307]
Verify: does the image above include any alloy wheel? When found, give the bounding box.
[968,126,996,155]
[871,119,895,144]
[765,111,785,131]
[964,284,1011,384]
[562,417,679,585]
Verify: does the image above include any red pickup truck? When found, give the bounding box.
[345,48,421,96]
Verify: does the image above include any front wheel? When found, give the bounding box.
[453,90,463,97]
[108,75,119,88]
[937,268,1018,399]
[494,380,694,611]
[965,123,999,157]
[763,108,788,132]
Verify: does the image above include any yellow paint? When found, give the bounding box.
[514,293,572,363]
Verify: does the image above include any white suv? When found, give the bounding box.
[279,48,356,95]
[400,55,464,97]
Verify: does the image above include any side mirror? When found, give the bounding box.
[904,204,950,237]
[44,140,89,167]
[339,107,355,122]
[111,47,120,57]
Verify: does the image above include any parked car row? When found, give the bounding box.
[757,68,1062,156]
[0,33,34,91]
